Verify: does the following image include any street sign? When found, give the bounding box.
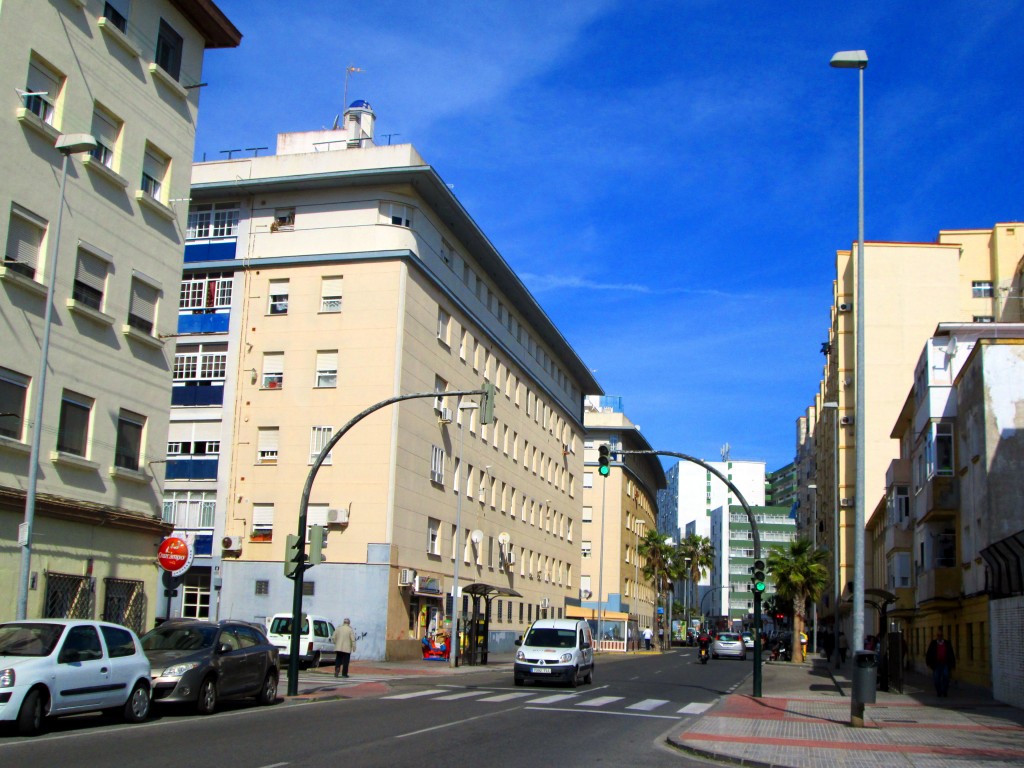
[157,536,193,577]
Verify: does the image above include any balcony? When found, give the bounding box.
[171,384,225,407]
[916,566,960,603]
[177,312,230,334]
[921,475,959,523]
[884,525,912,556]
[165,458,219,480]
[184,241,237,263]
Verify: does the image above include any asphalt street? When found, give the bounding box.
[0,647,748,767]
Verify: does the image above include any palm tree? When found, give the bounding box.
[639,529,672,644]
[766,537,828,660]
[677,534,715,622]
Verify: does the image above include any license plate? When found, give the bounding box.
[531,667,552,674]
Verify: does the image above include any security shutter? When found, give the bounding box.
[129,278,158,332]
[5,210,45,274]
[75,249,107,296]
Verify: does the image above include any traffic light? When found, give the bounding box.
[598,444,611,477]
[481,383,496,425]
[751,559,767,593]
[308,525,325,566]
[284,533,306,579]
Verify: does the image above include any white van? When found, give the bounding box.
[514,618,595,687]
[266,613,335,669]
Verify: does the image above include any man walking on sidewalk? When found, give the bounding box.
[642,626,653,651]
[333,618,357,678]
[926,628,956,697]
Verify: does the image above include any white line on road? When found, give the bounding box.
[258,763,289,768]
[382,689,448,699]
[678,702,713,715]
[524,706,681,720]
[626,699,670,711]
[476,692,536,702]
[526,693,579,705]
[433,690,493,700]
[395,707,517,738]
[576,696,624,707]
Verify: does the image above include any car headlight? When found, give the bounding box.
[0,668,14,688]
[515,650,526,661]
[559,652,573,663]
[160,661,201,678]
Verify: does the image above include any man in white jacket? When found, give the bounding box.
[332,618,357,677]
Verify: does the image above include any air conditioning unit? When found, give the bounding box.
[840,416,854,426]
[437,407,453,424]
[837,302,853,312]
[840,497,855,507]
[221,535,242,551]
[327,507,350,525]
[398,568,416,586]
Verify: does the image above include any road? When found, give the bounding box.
[0,647,752,767]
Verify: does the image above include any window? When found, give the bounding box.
[162,490,216,528]
[261,353,283,389]
[973,315,994,323]
[306,504,329,543]
[154,19,183,81]
[320,276,342,312]
[5,205,46,280]
[141,145,169,202]
[186,203,239,239]
[380,201,412,227]
[0,368,28,440]
[252,503,274,540]
[437,308,450,345]
[434,375,448,413]
[430,445,445,484]
[971,280,994,299]
[113,410,144,470]
[24,57,61,126]
[583,472,594,489]
[179,272,232,313]
[103,1,130,32]
[173,343,227,382]
[128,276,159,334]
[582,505,593,523]
[257,427,279,465]
[90,106,121,169]
[72,248,108,310]
[268,279,288,315]
[272,208,295,231]
[57,392,92,457]
[926,422,955,478]
[255,580,270,596]
[581,541,592,558]
[427,517,441,555]
[888,551,911,589]
[310,426,333,465]
[315,351,337,388]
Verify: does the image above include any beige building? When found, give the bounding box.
[185,102,600,660]
[807,225,1024,642]
[579,396,664,647]
[0,1,238,627]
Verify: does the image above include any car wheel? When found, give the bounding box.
[514,676,524,687]
[197,677,218,715]
[123,681,150,723]
[16,688,46,736]
[568,667,579,688]
[584,664,594,685]
[257,671,278,706]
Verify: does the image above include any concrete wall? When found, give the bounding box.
[990,595,1024,708]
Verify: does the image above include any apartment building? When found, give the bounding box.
[0,1,239,627]
[809,225,1024,639]
[576,396,664,645]
[177,101,600,660]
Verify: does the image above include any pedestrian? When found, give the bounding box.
[823,630,835,661]
[925,628,956,697]
[642,626,653,651]
[838,631,849,664]
[332,618,357,678]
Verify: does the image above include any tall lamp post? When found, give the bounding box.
[17,133,97,620]
[830,48,868,725]
[449,400,480,667]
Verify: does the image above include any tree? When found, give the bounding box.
[677,534,715,622]
[766,538,828,661]
[639,529,673,646]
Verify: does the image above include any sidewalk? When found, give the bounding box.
[669,656,1024,768]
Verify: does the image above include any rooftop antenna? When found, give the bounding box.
[343,65,363,110]
[720,443,731,462]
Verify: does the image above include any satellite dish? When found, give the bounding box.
[498,532,510,546]
[471,529,484,545]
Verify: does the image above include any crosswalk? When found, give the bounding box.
[380,687,713,717]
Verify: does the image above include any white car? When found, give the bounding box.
[0,619,152,735]
[711,632,747,660]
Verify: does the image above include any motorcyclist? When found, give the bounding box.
[697,629,712,660]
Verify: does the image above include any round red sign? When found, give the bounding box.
[157,536,193,576]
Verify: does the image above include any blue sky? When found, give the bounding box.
[195,1,1023,471]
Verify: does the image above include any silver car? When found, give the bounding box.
[711,632,747,660]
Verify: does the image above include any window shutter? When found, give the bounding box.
[27,62,59,98]
[252,504,275,527]
[6,212,44,270]
[258,428,279,452]
[321,277,342,299]
[262,353,283,375]
[129,279,158,324]
[316,350,337,371]
[92,110,118,149]
[75,250,107,292]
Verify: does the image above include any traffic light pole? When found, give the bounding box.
[616,449,763,697]
[285,386,492,696]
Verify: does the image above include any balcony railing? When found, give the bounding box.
[165,458,219,480]
[171,384,225,407]
[920,475,959,522]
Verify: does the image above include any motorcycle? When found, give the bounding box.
[699,645,709,664]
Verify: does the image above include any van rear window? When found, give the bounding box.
[269,617,309,634]
[523,628,576,648]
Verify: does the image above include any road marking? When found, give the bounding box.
[433,690,492,700]
[678,702,713,714]
[477,692,536,702]
[627,698,670,711]
[526,693,579,705]
[382,688,448,699]
[524,706,681,720]
[395,707,517,738]
[577,696,624,707]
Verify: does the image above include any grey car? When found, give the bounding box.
[141,619,279,715]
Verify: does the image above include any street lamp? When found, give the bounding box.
[17,132,97,620]
[449,400,480,667]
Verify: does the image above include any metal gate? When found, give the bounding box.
[103,578,147,634]
[44,572,95,619]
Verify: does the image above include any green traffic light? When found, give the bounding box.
[598,464,610,477]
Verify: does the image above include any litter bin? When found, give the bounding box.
[852,650,877,704]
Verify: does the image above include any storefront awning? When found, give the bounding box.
[463,583,522,599]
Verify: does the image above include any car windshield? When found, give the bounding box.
[523,628,576,648]
[717,633,740,641]
[0,622,64,657]
[269,617,308,635]
[141,624,218,652]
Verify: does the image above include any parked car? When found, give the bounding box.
[141,618,279,715]
[265,613,335,669]
[514,618,595,687]
[0,619,152,736]
[741,632,754,650]
[711,632,747,660]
